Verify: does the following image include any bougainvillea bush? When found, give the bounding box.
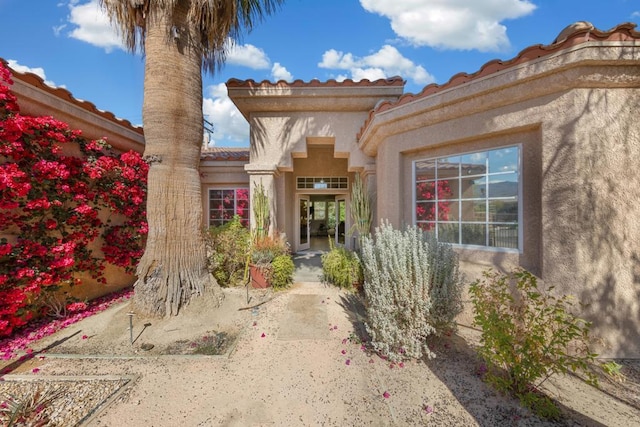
[0,61,148,337]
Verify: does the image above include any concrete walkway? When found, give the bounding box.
[292,250,325,283]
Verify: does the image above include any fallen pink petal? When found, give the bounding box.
[261,333,266,338]
[399,362,405,368]
[424,405,434,414]
[32,368,40,373]
[383,391,390,399]
[82,335,88,340]
[341,349,346,355]
[345,359,351,365]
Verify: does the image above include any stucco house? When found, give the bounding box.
[4,21,640,357]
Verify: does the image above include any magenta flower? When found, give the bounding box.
[345,359,351,366]
[342,338,347,345]
[32,368,40,373]
[341,349,346,355]
[398,362,405,368]
[423,405,434,414]
[383,391,390,399]
[81,335,88,340]
[261,333,266,338]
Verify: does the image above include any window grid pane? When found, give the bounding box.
[209,188,250,228]
[414,146,520,250]
[297,177,348,190]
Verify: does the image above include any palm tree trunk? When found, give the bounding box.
[134,1,222,317]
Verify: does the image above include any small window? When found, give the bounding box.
[209,188,249,227]
[414,146,520,250]
[297,177,348,190]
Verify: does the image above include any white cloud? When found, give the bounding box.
[632,11,640,18]
[226,41,270,69]
[67,0,124,53]
[271,62,293,82]
[202,83,249,147]
[7,60,60,88]
[360,0,536,51]
[319,45,434,85]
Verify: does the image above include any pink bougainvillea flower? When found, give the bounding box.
[341,349,346,355]
[382,391,390,399]
[81,335,88,340]
[398,362,405,368]
[333,325,338,330]
[423,405,434,414]
[360,344,366,351]
[345,359,351,366]
[31,368,40,373]
[342,338,347,345]
[261,333,266,338]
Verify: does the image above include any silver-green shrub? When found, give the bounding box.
[361,221,462,361]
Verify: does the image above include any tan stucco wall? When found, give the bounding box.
[363,46,640,357]
[248,112,374,172]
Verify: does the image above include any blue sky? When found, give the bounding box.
[0,0,638,147]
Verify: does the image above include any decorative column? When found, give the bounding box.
[361,163,377,230]
[244,163,279,236]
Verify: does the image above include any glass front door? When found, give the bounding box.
[335,196,347,246]
[299,196,310,251]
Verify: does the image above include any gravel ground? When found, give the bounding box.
[0,375,132,426]
[1,284,639,426]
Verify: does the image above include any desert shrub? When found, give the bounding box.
[469,268,598,419]
[360,221,462,362]
[206,216,250,287]
[270,254,295,289]
[321,243,362,289]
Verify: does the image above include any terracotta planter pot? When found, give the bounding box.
[249,264,271,289]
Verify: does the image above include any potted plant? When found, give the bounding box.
[248,181,295,289]
[250,234,293,289]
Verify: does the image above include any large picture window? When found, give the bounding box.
[209,188,249,227]
[414,146,520,250]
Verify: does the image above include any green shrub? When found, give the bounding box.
[206,216,250,287]
[270,254,295,289]
[469,268,598,418]
[321,244,362,289]
[360,221,462,362]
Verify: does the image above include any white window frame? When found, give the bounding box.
[412,145,522,252]
[207,187,250,228]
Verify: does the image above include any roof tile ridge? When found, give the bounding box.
[226,76,404,88]
[4,59,142,134]
[357,22,640,140]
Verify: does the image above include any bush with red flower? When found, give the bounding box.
[0,61,148,337]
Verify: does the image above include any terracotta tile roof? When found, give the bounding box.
[357,22,640,140]
[201,147,249,161]
[2,58,144,136]
[226,76,405,89]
